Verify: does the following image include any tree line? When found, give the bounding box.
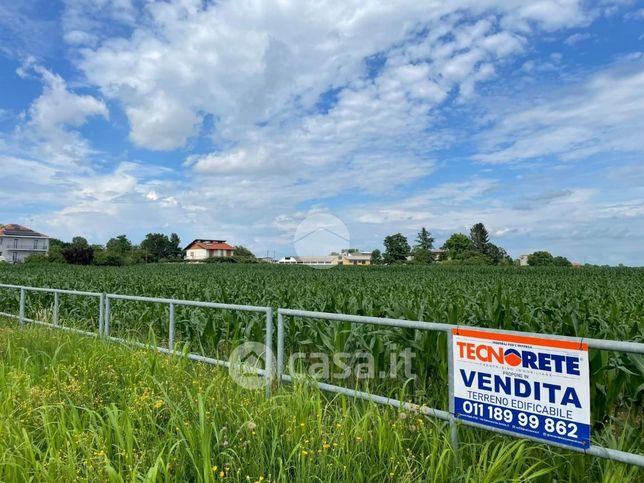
[24,233,260,266]
[27,233,184,266]
[370,223,571,266]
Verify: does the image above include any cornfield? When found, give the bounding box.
[0,264,642,428]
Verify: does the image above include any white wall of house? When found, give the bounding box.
[185,248,209,260]
[0,236,49,263]
[185,248,234,260]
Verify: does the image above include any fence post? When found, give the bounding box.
[99,293,105,336]
[265,307,273,398]
[19,288,26,325]
[168,303,175,351]
[447,329,460,461]
[104,296,111,337]
[53,291,60,326]
[277,311,284,382]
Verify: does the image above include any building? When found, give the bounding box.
[277,256,340,267]
[431,249,447,261]
[184,239,235,261]
[258,257,275,263]
[0,224,49,263]
[341,252,371,266]
[519,254,530,266]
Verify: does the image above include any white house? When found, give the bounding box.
[0,224,49,263]
[184,239,235,261]
[519,254,530,266]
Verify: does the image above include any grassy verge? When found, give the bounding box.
[0,322,641,482]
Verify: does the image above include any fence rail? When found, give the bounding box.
[0,282,642,468]
[277,308,644,467]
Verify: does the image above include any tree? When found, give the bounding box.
[370,249,383,265]
[106,235,132,255]
[94,250,124,266]
[61,237,94,265]
[441,233,473,259]
[383,233,410,264]
[486,243,512,265]
[452,250,492,265]
[527,251,554,266]
[140,233,174,262]
[233,245,257,263]
[553,256,572,267]
[169,233,182,258]
[47,238,68,263]
[412,227,435,264]
[470,223,490,253]
[71,236,89,247]
[415,227,434,251]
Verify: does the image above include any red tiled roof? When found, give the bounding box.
[185,239,235,251]
[0,224,47,237]
[196,242,235,251]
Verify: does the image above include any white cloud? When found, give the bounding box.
[474,57,644,164]
[6,0,644,265]
[75,0,588,152]
[187,148,271,175]
[8,62,109,169]
[624,8,644,20]
[24,65,108,134]
[564,32,591,44]
[62,0,137,47]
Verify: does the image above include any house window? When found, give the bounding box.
[34,239,39,249]
[13,239,18,248]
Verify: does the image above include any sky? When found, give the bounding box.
[1,0,643,265]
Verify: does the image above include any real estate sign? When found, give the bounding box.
[451,328,590,449]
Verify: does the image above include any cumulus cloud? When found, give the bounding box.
[3,0,644,265]
[75,0,587,151]
[23,65,108,134]
[8,61,109,168]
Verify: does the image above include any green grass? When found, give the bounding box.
[0,322,642,482]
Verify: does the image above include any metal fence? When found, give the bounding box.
[278,308,644,468]
[0,282,642,468]
[0,284,273,398]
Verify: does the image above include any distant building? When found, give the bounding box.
[258,257,275,264]
[341,252,371,266]
[406,249,447,263]
[184,239,235,261]
[277,256,340,267]
[430,249,447,261]
[519,254,530,266]
[0,224,49,263]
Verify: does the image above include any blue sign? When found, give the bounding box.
[452,328,591,449]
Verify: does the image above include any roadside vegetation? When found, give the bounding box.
[0,324,641,482]
[0,262,642,480]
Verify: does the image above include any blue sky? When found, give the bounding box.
[1,0,644,265]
